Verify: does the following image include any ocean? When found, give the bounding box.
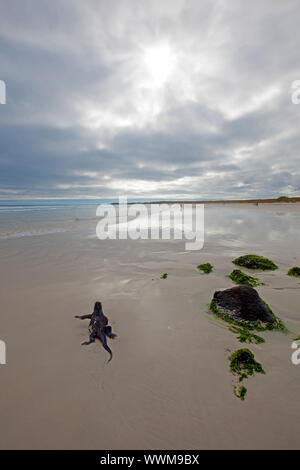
[1,199,300,250]
[0,198,156,239]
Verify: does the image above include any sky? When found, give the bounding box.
[0,0,300,200]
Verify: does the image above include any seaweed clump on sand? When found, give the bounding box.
[287,267,300,277]
[233,254,278,271]
[230,348,265,383]
[229,269,262,288]
[228,326,265,344]
[233,385,247,401]
[160,273,168,279]
[229,349,265,401]
[197,263,213,274]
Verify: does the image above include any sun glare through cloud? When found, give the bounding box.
[142,43,176,88]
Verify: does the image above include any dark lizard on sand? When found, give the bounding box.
[75,302,117,362]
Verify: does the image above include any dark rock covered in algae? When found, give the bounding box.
[212,286,275,324]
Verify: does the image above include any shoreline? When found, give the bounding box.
[134,197,300,205]
[1,197,300,205]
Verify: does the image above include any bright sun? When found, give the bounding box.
[143,44,176,88]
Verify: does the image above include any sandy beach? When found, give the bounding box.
[0,202,300,449]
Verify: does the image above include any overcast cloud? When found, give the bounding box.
[0,0,299,199]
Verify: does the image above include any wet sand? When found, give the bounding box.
[0,202,300,449]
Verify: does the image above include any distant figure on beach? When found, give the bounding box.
[75,302,117,362]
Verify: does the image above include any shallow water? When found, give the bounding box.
[1,200,300,251]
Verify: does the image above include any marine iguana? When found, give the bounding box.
[75,302,117,362]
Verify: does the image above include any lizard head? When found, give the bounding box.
[94,301,102,313]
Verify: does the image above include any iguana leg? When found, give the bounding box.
[81,339,95,345]
[103,326,117,339]
[81,331,96,346]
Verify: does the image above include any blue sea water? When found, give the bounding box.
[0,198,157,238]
[0,198,148,211]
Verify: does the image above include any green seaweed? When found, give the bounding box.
[233,254,278,271]
[160,273,168,279]
[229,269,263,287]
[228,326,265,344]
[197,263,213,274]
[209,287,287,401]
[233,385,247,401]
[210,299,285,332]
[209,298,287,345]
[287,267,300,277]
[230,348,265,382]
[263,301,288,333]
[230,349,265,400]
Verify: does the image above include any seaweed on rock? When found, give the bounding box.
[287,267,300,277]
[230,348,265,382]
[229,269,263,287]
[233,254,278,271]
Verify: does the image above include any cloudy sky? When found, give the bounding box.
[0,0,299,200]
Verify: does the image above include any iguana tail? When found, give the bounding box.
[99,331,113,362]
